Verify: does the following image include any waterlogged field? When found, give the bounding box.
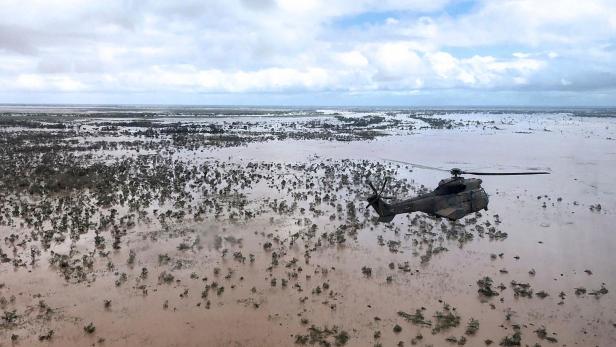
[0,106,615,346]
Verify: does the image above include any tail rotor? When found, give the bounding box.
[365,175,395,222]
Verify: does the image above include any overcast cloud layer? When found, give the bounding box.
[1,0,616,106]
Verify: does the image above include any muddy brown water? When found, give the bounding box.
[1,112,615,346]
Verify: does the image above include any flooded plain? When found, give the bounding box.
[0,106,615,346]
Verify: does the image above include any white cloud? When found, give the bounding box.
[14,74,86,92]
[427,0,616,47]
[427,52,544,87]
[513,52,531,59]
[0,0,615,103]
[369,43,425,81]
[385,17,399,25]
[428,52,458,79]
[335,51,369,68]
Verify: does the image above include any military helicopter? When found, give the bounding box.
[367,159,550,222]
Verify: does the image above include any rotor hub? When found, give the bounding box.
[450,168,463,177]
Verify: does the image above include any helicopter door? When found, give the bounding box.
[433,190,473,220]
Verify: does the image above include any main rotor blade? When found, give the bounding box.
[367,181,378,194]
[461,171,550,176]
[379,177,388,195]
[382,158,449,172]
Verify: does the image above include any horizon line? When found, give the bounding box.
[1,103,615,109]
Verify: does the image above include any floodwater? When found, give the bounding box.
[0,108,615,346]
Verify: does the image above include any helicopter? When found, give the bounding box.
[366,159,550,222]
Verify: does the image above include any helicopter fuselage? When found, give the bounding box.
[368,177,489,222]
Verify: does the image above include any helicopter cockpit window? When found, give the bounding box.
[436,183,466,195]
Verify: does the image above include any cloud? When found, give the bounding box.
[0,0,615,104]
[14,74,86,92]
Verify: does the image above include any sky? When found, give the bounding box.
[1,0,616,106]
